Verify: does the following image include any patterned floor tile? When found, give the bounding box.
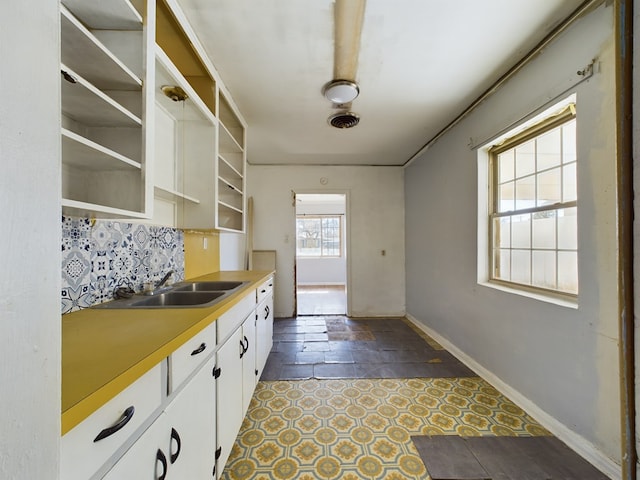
[221,378,549,480]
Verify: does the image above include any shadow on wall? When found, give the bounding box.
[61,216,184,314]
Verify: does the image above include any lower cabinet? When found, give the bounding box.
[102,356,217,479]
[216,312,258,477]
[255,292,274,379]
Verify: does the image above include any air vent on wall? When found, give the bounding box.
[328,111,360,129]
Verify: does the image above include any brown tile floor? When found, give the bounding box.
[261,316,476,381]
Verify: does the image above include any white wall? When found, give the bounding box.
[220,232,246,270]
[248,166,405,317]
[0,2,61,478]
[405,3,620,476]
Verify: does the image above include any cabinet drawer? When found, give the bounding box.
[61,363,163,480]
[256,277,274,304]
[217,292,256,343]
[170,321,216,392]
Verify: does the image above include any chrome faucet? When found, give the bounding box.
[143,270,174,295]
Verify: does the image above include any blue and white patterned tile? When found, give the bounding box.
[61,284,94,314]
[62,216,186,312]
[62,216,91,253]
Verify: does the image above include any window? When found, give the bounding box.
[489,107,577,295]
[296,215,342,257]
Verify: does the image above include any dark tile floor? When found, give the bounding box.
[260,316,476,380]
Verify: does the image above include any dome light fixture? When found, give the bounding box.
[322,80,360,104]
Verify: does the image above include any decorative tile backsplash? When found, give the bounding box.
[61,216,184,314]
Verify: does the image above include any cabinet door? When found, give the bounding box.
[256,293,274,379]
[102,412,168,480]
[241,316,257,414]
[216,326,244,477]
[103,358,217,479]
[164,355,217,479]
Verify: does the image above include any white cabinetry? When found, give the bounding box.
[256,293,274,379]
[60,363,163,480]
[216,93,246,232]
[60,0,154,219]
[153,47,217,228]
[103,356,217,479]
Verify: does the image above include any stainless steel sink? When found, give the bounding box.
[129,291,226,307]
[172,281,246,292]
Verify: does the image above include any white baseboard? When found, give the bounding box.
[405,313,621,480]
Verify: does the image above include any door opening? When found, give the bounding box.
[295,193,347,315]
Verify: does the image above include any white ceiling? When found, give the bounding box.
[176,0,584,166]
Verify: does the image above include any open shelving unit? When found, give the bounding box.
[153,47,217,228]
[216,92,246,232]
[59,0,153,219]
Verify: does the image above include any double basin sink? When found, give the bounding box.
[94,281,248,309]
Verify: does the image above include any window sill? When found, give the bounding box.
[478,280,578,309]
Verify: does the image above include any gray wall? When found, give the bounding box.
[405,3,620,475]
[0,1,61,478]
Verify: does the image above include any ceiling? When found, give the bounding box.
[176,0,585,167]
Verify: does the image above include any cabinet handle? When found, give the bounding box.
[215,446,222,460]
[156,449,168,480]
[212,365,221,379]
[239,338,245,359]
[261,289,266,293]
[191,342,207,356]
[170,428,181,464]
[93,406,135,442]
[264,305,270,319]
[244,336,249,352]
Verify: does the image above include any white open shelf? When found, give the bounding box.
[61,5,141,91]
[61,65,141,127]
[61,0,142,30]
[62,129,141,170]
[154,185,200,204]
[62,199,148,219]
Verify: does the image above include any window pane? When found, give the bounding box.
[494,249,511,281]
[499,150,515,183]
[532,211,556,249]
[493,217,511,248]
[563,120,577,164]
[563,163,577,202]
[297,218,321,256]
[557,207,577,250]
[558,251,578,294]
[536,127,561,171]
[321,217,340,256]
[511,214,531,249]
[532,250,556,290]
[515,140,535,178]
[499,182,515,212]
[511,249,531,285]
[515,176,535,210]
[537,167,561,207]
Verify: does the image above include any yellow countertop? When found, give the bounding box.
[62,270,274,435]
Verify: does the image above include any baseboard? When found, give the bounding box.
[405,313,621,480]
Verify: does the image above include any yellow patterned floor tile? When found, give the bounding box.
[221,377,549,479]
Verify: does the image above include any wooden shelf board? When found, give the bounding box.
[62,129,141,171]
[218,154,243,178]
[219,122,244,154]
[61,0,142,30]
[62,199,148,219]
[61,6,141,90]
[61,65,142,127]
[154,185,201,204]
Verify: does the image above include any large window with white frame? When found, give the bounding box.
[489,106,577,295]
[296,215,342,257]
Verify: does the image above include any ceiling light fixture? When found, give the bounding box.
[323,80,360,104]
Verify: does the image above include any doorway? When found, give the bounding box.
[295,193,347,315]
